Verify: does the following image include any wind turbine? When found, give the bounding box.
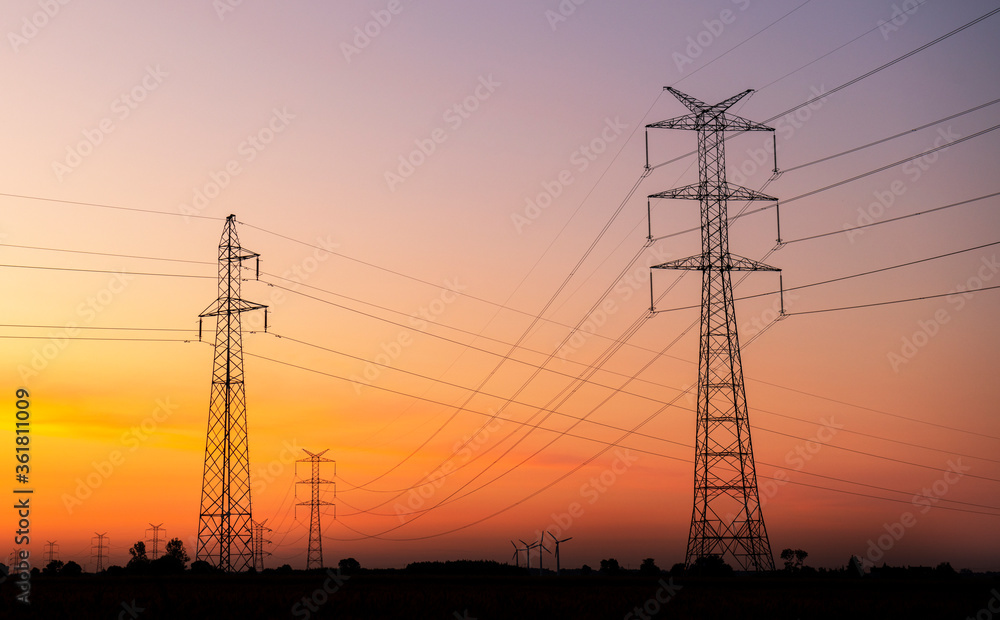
[548,532,573,576]
[537,534,550,575]
[510,540,521,568]
[519,539,538,572]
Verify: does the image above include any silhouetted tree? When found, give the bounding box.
[669,562,686,576]
[339,557,361,574]
[599,558,621,575]
[190,560,219,574]
[689,555,732,576]
[639,558,660,575]
[580,564,593,575]
[164,538,189,567]
[936,562,957,577]
[127,541,149,572]
[61,561,82,576]
[42,560,63,576]
[780,548,808,571]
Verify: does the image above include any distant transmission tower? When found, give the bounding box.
[295,449,336,570]
[146,523,165,560]
[44,540,59,564]
[92,532,108,572]
[196,214,268,573]
[647,87,779,572]
[251,519,272,572]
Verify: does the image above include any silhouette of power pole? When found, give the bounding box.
[92,533,109,572]
[196,214,268,573]
[146,523,165,560]
[647,87,778,572]
[44,540,59,564]
[251,519,272,572]
[295,449,336,570]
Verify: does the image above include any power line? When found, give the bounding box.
[672,0,815,86]
[651,123,1000,244]
[781,97,1000,174]
[781,191,1000,245]
[0,242,215,266]
[653,239,1000,313]
[0,263,213,279]
[648,5,1000,172]
[0,192,223,221]
[786,284,1000,316]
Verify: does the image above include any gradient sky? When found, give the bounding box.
[1,0,998,572]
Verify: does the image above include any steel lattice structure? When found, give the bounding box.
[196,214,267,572]
[648,88,778,572]
[146,523,164,560]
[92,532,108,573]
[251,519,272,572]
[296,449,336,570]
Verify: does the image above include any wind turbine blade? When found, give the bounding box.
[548,532,557,543]
[511,540,516,549]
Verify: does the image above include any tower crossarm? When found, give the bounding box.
[649,183,776,202]
[652,253,779,272]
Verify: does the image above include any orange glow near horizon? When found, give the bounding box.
[1,0,999,575]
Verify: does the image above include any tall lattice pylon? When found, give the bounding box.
[44,540,59,565]
[648,87,778,572]
[251,519,272,572]
[91,532,108,572]
[295,449,336,570]
[196,214,268,573]
[146,523,165,560]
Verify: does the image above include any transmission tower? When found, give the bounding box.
[92,532,108,572]
[196,214,268,573]
[146,523,165,560]
[647,87,778,572]
[44,540,59,564]
[251,519,272,572]
[295,449,336,570]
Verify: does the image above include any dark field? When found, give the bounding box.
[2,572,997,619]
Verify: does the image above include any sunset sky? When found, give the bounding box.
[1,0,998,572]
